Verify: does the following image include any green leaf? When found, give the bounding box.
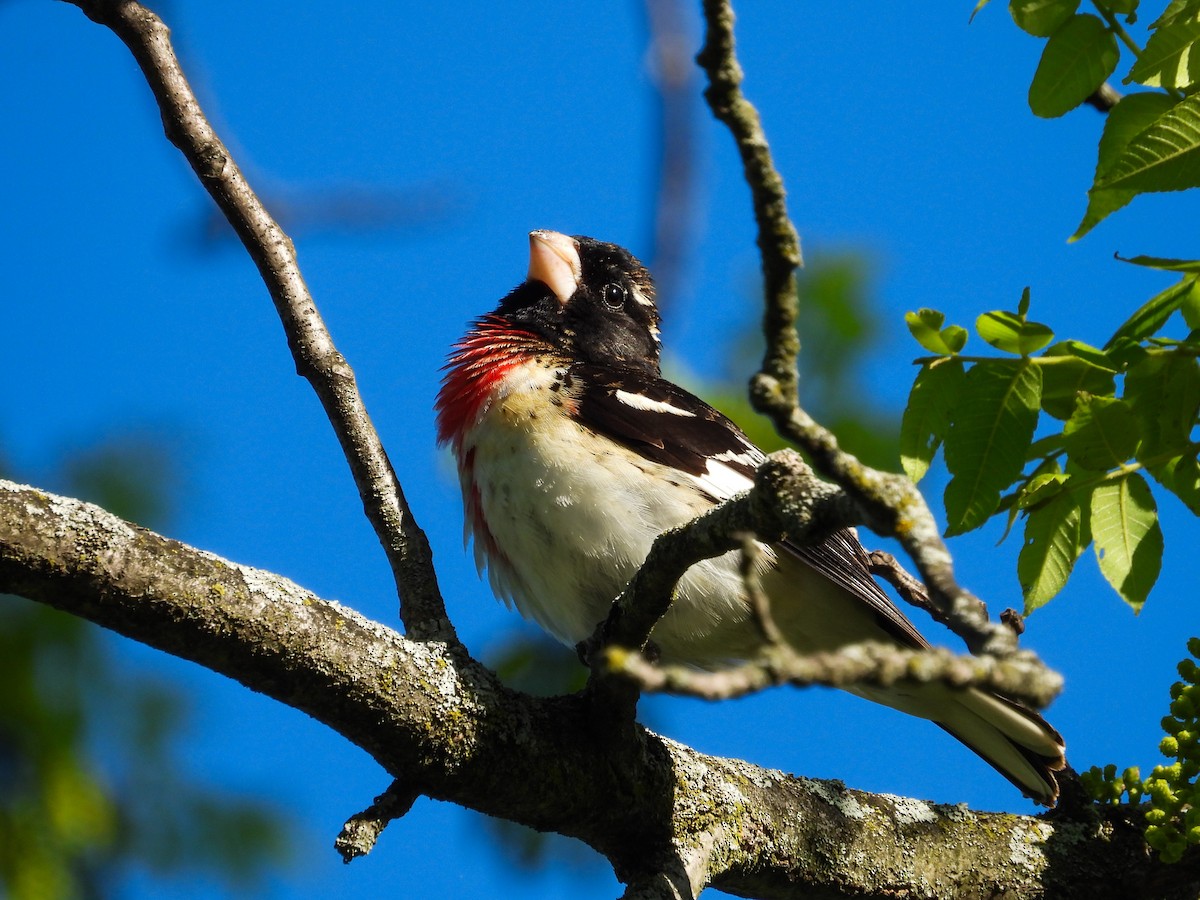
[1103,277,1197,348]
[1152,0,1200,29]
[970,0,995,22]
[1150,453,1200,513]
[1182,280,1200,328]
[1039,341,1119,419]
[1062,395,1140,470]
[944,360,1043,535]
[1096,93,1200,193]
[1072,92,1178,241]
[1124,351,1200,461]
[1027,430,1068,460]
[1116,253,1200,272]
[1090,472,1163,610]
[1020,489,1086,612]
[976,309,1056,355]
[1028,14,1120,118]
[1127,15,1200,89]
[1017,469,1069,508]
[900,359,965,483]
[1010,0,1081,36]
[905,308,967,354]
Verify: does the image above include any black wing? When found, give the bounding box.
[572,363,927,649]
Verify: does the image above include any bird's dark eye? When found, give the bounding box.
[602,283,627,310]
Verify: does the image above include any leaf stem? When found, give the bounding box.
[1092,1,1143,57]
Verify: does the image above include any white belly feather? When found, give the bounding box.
[457,360,873,666]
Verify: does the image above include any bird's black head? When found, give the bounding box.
[496,231,661,374]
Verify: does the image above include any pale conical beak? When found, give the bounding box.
[527,230,581,305]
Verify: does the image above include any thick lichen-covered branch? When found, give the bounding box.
[1,479,1193,898]
[66,0,451,642]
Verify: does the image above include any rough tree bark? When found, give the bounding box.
[5,0,1198,897]
[3,481,1195,899]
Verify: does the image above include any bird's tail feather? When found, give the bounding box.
[939,688,1065,806]
[851,682,1065,806]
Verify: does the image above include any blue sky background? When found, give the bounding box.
[4,1,1198,897]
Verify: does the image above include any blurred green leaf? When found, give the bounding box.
[1028,14,1120,118]
[0,432,289,899]
[488,633,588,697]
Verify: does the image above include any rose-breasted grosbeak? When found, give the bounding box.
[436,230,1065,805]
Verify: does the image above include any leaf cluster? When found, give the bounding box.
[901,271,1200,613]
[995,0,1200,237]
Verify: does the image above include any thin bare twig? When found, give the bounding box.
[868,549,940,620]
[739,535,784,646]
[696,0,801,407]
[609,640,1063,709]
[697,0,1019,659]
[67,0,454,643]
[335,779,419,863]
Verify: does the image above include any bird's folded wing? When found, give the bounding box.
[574,364,929,649]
